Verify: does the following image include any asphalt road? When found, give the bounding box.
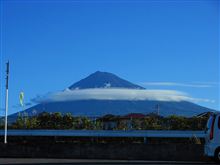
[0,159,217,165]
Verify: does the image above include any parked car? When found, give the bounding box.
[204,112,220,162]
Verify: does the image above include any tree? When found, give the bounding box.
[62,113,74,129]
[12,113,26,129]
[36,112,51,129]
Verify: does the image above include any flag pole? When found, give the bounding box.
[4,61,9,144]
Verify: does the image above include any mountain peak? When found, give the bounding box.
[69,71,145,90]
[93,71,104,74]
[91,71,114,76]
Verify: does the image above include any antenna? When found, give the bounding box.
[4,61,9,144]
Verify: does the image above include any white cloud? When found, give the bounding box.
[140,82,217,88]
[32,88,214,104]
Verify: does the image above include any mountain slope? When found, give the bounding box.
[69,71,145,89]
[11,100,214,118]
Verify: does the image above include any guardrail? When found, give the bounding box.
[0,130,206,138]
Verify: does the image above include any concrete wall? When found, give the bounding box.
[0,143,205,161]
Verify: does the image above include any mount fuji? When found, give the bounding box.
[10,71,215,118]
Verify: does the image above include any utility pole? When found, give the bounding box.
[156,104,160,116]
[4,61,9,144]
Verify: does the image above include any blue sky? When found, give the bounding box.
[0,0,219,115]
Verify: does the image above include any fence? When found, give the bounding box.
[0,129,205,138]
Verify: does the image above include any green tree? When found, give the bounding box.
[81,117,93,129]
[36,112,51,129]
[62,113,74,129]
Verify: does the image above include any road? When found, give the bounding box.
[0,159,217,165]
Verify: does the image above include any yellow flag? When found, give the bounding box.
[19,92,24,107]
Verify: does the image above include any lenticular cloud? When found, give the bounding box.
[33,88,213,103]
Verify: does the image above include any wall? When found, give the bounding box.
[0,143,206,161]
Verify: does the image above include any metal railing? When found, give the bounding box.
[0,129,206,138]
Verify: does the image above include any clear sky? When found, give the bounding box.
[0,0,219,115]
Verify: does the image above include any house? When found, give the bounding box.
[97,113,146,130]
